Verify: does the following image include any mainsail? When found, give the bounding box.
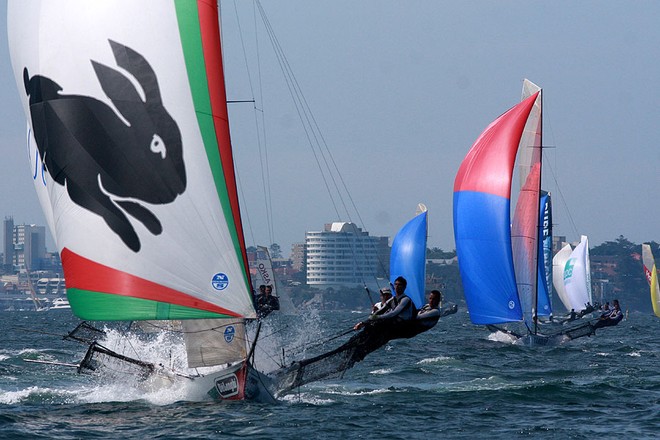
[513,79,543,326]
[642,244,660,317]
[8,1,255,322]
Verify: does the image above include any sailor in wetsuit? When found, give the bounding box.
[347,276,417,364]
[592,299,623,329]
[256,284,280,319]
[414,289,443,332]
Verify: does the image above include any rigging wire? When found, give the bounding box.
[255,0,391,296]
[539,99,580,242]
[227,0,390,302]
[542,151,580,240]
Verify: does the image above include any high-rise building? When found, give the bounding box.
[305,222,388,287]
[11,223,46,272]
[3,217,14,272]
[290,243,305,272]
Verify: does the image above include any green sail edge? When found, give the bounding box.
[68,289,233,321]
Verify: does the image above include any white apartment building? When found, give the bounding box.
[305,222,388,287]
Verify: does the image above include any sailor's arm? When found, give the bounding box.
[373,297,410,321]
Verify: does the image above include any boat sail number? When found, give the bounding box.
[211,272,229,290]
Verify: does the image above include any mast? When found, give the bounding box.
[533,87,543,334]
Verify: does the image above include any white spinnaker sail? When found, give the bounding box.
[563,236,593,311]
[26,123,57,247]
[8,1,255,319]
[642,244,655,279]
[552,243,573,312]
[642,244,660,317]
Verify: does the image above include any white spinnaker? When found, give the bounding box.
[7,1,255,317]
[563,236,593,311]
[552,243,573,312]
[642,244,660,317]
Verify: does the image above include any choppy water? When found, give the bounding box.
[1,307,658,439]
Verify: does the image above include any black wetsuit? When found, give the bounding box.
[592,308,623,329]
[256,294,280,318]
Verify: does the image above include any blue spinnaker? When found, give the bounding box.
[390,210,427,308]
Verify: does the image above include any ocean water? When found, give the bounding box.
[1,307,658,439]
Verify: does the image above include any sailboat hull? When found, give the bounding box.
[192,361,276,403]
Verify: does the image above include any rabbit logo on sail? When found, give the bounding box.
[23,40,186,253]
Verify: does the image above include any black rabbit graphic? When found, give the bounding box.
[24,40,186,252]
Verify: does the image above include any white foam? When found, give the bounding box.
[417,356,452,365]
[280,392,334,405]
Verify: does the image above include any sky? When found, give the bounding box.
[1,1,659,257]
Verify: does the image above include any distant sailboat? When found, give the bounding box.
[561,235,594,312]
[253,245,295,315]
[453,80,594,344]
[453,82,539,329]
[642,244,660,317]
[552,243,575,312]
[9,1,276,402]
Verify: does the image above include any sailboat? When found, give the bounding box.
[8,1,277,402]
[553,235,593,312]
[253,246,295,315]
[24,265,47,312]
[269,207,449,395]
[642,244,660,317]
[453,79,592,344]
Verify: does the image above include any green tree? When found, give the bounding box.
[591,235,650,312]
[427,247,456,259]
